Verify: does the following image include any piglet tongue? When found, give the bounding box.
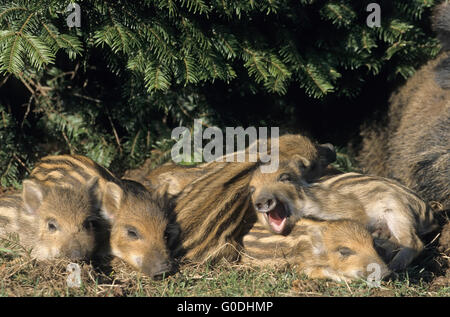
[268,204,286,233]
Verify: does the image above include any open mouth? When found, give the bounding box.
[264,201,288,234]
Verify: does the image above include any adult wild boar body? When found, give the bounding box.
[0,179,103,261]
[242,220,389,282]
[358,3,450,209]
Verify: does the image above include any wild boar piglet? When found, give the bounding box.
[243,219,390,282]
[0,177,104,261]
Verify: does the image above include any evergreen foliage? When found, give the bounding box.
[0,0,442,186]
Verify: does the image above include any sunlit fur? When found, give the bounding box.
[136,134,336,264]
[0,181,103,261]
[102,180,176,278]
[243,220,390,282]
[29,154,173,278]
[249,156,343,236]
[250,169,437,271]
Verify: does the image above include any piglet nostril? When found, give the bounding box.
[254,196,277,212]
[152,261,173,280]
[160,261,172,273]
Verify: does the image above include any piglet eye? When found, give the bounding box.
[127,227,140,240]
[249,186,255,194]
[337,247,355,258]
[278,173,291,182]
[47,219,59,233]
[83,218,98,231]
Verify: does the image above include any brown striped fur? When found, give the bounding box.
[250,170,437,270]
[132,162,212,199]
[139,134,336,264]
[169,160,258,263]
[242,220,389,282]
[249,156,345,236]
[29,154,174,278]
[0,178,104,261]
[128,134,336,200]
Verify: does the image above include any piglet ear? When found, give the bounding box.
[86,176,102,209]
[317,143,336,166]
[101,181,123,221]
[158,173,182,196]
[22,179,44,215]
[289,154,311,173]
[307,225,326,256]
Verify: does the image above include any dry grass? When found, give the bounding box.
[0,237,449,297]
